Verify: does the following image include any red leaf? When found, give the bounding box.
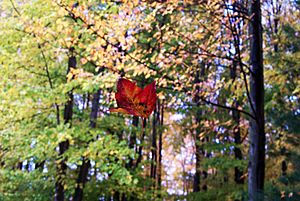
[110,78,157,118]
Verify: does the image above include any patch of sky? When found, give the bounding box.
[170,113,184,122]
[68,163,77,170]
[96,172,108,181]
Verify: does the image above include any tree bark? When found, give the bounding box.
[233,100,244,184]
[271,0,287,180]
[73,90,101,201]
[230,61,243,185]
[123,116,139,201]
[248,1,265,200]
[136,119,147,168]
[55,47,76,201]
[231,61,244,184]
[193,141,201,192]
[157,100,164,188]
[150,104,158,183]
[193,69,202,193]
[229,1,245,185]
[128,116,139,169]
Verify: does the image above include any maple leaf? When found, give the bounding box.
[110,78,157,118]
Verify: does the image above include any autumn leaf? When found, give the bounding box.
[110,78,157,118]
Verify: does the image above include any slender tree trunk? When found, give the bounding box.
[228,1,245,185]
[248,1,265,200]
[157,100,164,188]
[122,116,139,201]
[231,61,244,184]
[193,123,201,192]
[150,105,157,183]
[193,62,207,192]
[193,70,202,193]
[35,160,45,171]
[55,47,76,201]
[273,17,279,52]
[136,119,147,168]
[233,101,244,184]
[128,116,139,168]
[270,2,286,178]
[73,90,101,201]
[17,162,22,170]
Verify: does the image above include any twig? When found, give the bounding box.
[38,44,61,125]
[198,97,255,120]
[9,0,21,16]
[224,2,257,120]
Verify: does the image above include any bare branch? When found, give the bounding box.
[9,0,21,16]
[198,96,255,120]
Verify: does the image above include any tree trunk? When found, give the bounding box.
[229,1,245,185]
[17,162,22,170]
[193,69,202,193]
[150,104,157,183]
[73,90,101,201]
[270,1,286,178]
[231,62,244,184]
[233,102,244,184]
[128,116,139,169]
[157,100,164,188]
[248,1,265,200]
[231,62,243,185]
[136,119,147,168]
[55,47,76,201]
[193,140,201,192]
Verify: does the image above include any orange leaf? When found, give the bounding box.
[110,78,157,118]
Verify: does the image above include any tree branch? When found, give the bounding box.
[9,0,21,16]
[38,43,61,125]
[197,96,255,119]
[224,2,257,119]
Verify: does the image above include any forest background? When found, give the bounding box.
[0,0,299,201]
